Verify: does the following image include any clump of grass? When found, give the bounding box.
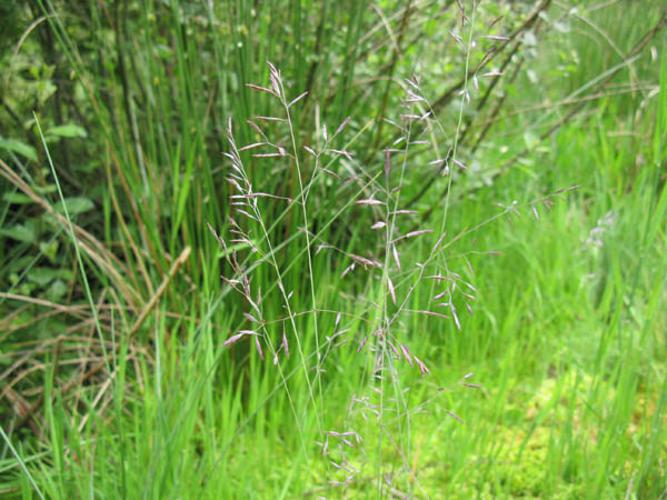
[1,1,666,498]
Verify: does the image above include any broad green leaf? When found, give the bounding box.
[0,224,36,243]
[39,240,60,263]
[34,184,57,195]
[0,137,38,161]
[45,280,68,301]
[3,192,33,205]
[28,267,73,287]
[47,123,88,139]
[28,268,57,287]
[54,197,95,215]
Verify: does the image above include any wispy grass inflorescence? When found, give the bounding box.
[211,61,484,493]
[2,0,666,497]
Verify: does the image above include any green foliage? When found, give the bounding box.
[0,138,37,162]
[1,0,666,498]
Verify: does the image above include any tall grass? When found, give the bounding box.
[1,0,666,497]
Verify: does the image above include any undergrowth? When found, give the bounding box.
[1,1,666,498]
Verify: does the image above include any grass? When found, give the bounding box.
[1,0,666,498]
